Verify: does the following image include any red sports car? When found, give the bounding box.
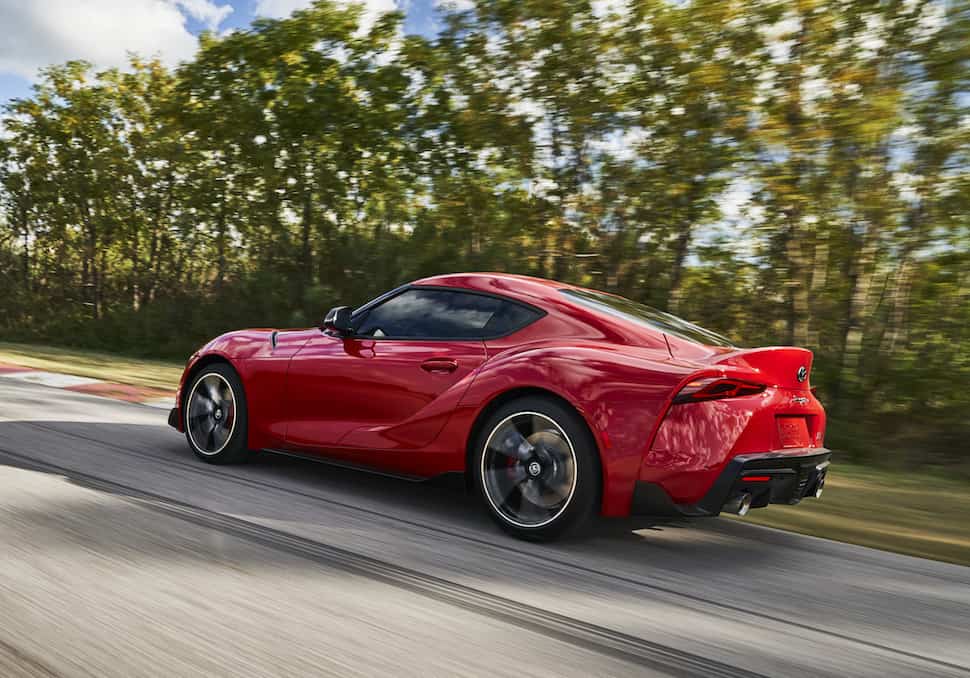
[169,273,829,540]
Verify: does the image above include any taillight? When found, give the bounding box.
[672,377,766,404]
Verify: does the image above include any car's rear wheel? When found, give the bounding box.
[473,396,600,541]
[184,363,249,464]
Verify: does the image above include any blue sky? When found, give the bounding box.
[0,0,449,106]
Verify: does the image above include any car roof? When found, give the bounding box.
[412,272,672,350]
[411,273,730,356]
[412,272,579,307]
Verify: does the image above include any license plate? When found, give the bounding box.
[777,417,810,448]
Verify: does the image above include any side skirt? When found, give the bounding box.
[260,448,465,488]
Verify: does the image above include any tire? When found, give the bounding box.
[473,396,600,541]
[183,362,250,465]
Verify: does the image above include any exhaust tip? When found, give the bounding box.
[724,492,753,517]
[814,474,826,499]
[812,462,830,499]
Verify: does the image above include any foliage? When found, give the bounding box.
[1,0,968,468]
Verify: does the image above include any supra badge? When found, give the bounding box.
[796,365,808,382]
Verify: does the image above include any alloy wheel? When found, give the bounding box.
[186,372,237,456]
[480,411,578,528]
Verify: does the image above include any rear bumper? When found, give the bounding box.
[631,448,831,517]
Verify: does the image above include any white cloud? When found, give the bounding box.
[175,0,232,29]
[435,0,475,11]
[254,0,313,17]
[0,0,232,81]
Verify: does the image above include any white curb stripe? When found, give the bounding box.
[1,371,104,388]
[143,397,175,410]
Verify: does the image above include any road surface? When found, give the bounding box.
[0,378,967,677]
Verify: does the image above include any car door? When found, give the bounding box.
[283,287,506,454]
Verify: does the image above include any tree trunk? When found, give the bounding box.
[781,16,812,347]
[881,202,925,357]
[77,198,98,319]
[807,229,829,348]
[215,185,228,293]
[836,223,877,412]
[130,197,142,312]
[19,202,29,291]
[300,182,313,301]
[140,176,173,309]
[667,226,692,312]
[786,215,811,347]
[549,120,566,280]
[881,254,913,356]
[667,180,704,312]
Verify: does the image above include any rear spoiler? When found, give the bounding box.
[710,347,814,391]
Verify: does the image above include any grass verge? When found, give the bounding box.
[727,461,970,567]
[0,341,182,391]
[0,342,967,566]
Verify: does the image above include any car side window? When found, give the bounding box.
[353,289,540,339]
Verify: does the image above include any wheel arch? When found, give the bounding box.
[464,386,604,506]
[185,353,235,388]
[179,353,238,420]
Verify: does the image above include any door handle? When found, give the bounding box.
[421,358,458,374]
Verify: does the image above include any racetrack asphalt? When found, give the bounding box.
[0,378,967,677]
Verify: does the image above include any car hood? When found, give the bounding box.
[199,328,317,360]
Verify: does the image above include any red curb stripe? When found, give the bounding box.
[0,361,175,406]
[64,382,176,404]
[0,362,35,374]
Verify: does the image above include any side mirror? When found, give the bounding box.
[322,306,354,336]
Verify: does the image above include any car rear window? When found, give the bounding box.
[561,288,735,347]
[483,300,543,337]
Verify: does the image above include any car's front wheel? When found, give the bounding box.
[473,396,600,541]
[184,363,249,464]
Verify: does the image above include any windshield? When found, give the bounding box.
[561,289,736,348]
